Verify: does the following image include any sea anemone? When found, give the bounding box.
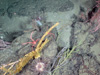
[29,56,52,75]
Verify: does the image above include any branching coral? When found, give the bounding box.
[51,40,83,75]
[0,22,59,75]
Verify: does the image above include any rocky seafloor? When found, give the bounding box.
[0,0,100,75]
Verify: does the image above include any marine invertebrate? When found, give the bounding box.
[35,16,42,26]
[22,31,39,50]
[0,22,59,75]
[29,56,51,75]
[35,62,45,72]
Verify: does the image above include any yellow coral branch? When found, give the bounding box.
[36,22,59,49]
[35,38,49,53]
[0,22,59,75]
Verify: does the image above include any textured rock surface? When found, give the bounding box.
[57,25,71,47]
[43,40,58,58]
[0,0,95,45]
[0,0,99,75]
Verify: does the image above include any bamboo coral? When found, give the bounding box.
[0,22,59,75]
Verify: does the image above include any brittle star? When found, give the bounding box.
[22,31,55,50]
[22,32,39,50]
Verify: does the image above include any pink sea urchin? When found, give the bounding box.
[35,62,45,72]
